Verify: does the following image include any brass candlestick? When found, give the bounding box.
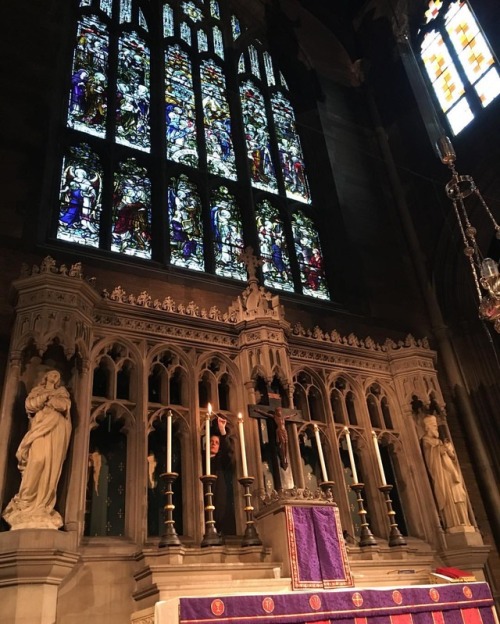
[200,474,223,547]
[238,476,262,547]
[379,484,407,547]
[159,471,181,548]
[320,480,336,500]
[350,483,377,547]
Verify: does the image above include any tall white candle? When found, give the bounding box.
[205,404,212,475]
[314,425,329,482]
[344,427,359,484]
[166,409,173,473]
[372,431,387,485]
[237,413,249,477]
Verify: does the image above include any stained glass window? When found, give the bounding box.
[165,45,198,166]
[120,0,131,24]
[168,175,205,271]
[231,15,241,40]
[67,15,109,138]
[292,212,329,300]
[419,0,500,135]
[210,0,220,19]
[271,93,311,204]
[211,187,246,280]
[213,25,224,59]
[163,4,174,37]
[198,29,208,52]
[182,1,203,23]
[257,200,294,292]
[58,0,329,299]
[112,160,152,259]
[201,60,237,179]
[116,32,151,152]
[240,80,278,193]
[57,144,103,248]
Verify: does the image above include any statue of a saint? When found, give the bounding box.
[2,370,72,530]
[421,415,471,530]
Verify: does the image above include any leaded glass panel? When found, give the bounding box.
[447,97,474,134]
[425,0,443,23]
[249,46,261,79]
[182,1,203,23]
[163,4,174,37]
[271,92,311,204]
[292,212,329,299]
[112,160,152,259]
[120,0,132,24]
[139,8,148,31]
[475,68,500,107]
[198,29,208,52]
[165,45,198,166]
[213,26,224,59]
[57,144,103,248]
[210,0,220,19]
[264,51,275,87]
[67,15,109,138]
[238,54,246,74]
[181,21,192,46]
[116,32,151,151]
[80,0,92,7]
[445,2,496,87]
[211,187,246,280]
[256,200,293,292]
[201,60,237,179]
[240,80,277,193]
[100,0,112,17]
[421,30,465,112]
[168,175,205,270]
[231,15,241,40]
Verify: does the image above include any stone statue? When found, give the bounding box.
[421,415,471,530]
[2,370,72,530]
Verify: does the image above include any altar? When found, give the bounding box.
[154,582,496,624]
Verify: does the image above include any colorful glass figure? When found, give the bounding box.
[271,92,311,203]
[256,200,294,292]
[168,175,205,271]
[163,4,174,37]
[116,32,151,151]
[67,15,109,138]
[112,159,152,259]
[57,144,103,248]
[165,45,198,166]
[240,80,278,193]
[210,187,246,280]
[291,212,329,299]
[201,60,237,179]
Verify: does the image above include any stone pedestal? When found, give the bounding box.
[0,529,80,624]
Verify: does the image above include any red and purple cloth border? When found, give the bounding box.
[179,582,494,624]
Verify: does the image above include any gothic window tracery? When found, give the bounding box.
[55,0,330,300]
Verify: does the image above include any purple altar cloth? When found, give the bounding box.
[178,582,494,624]
[285,505,352,589]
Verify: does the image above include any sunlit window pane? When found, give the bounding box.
[421,30,465,112]
[446,97,474,134]
[474,67,500,107]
